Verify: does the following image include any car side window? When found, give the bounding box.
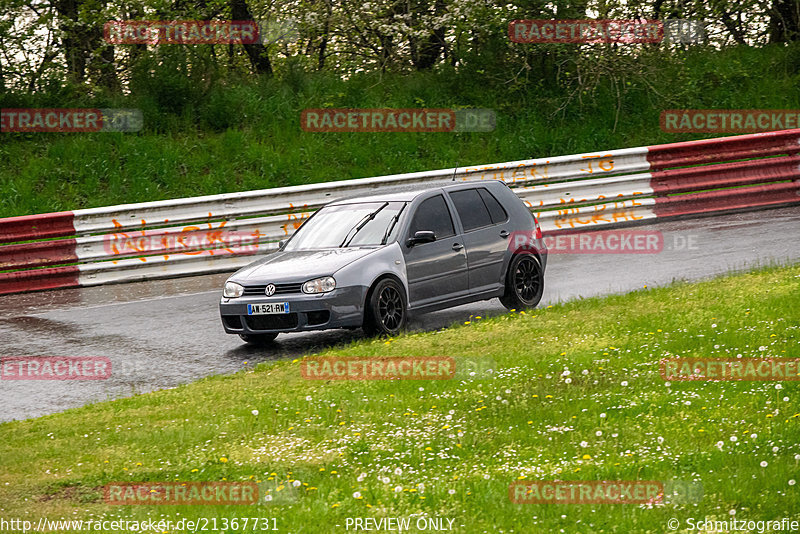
[478,188,508,224]
[449,188,492,231]
[408,195,456,239]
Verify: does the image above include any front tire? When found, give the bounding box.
[363,278,407,337]
[500,253,544,310]
[239,333,279,345]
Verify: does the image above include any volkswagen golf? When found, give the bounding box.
[219,180,547,344]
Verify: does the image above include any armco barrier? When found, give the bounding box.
[1,129,799,295]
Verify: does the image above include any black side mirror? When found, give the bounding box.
[278,240,287,250]
[406,230,436,247]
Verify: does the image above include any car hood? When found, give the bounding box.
[231,247,380,285]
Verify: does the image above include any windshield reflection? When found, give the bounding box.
[284,202,407,251]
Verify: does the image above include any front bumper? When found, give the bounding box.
[219,285,368,334]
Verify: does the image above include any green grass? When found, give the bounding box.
[0,263,798,532]
[2,43,800,218]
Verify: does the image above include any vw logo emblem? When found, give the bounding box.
[265,284,276,296]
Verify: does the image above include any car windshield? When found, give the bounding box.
[284,201,407,250]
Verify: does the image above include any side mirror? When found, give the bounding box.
[406,230,436,247]
[278,240,287,250]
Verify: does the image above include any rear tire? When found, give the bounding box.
[363,278,407,337]
[239,333,279,345]
[499,253,544,310]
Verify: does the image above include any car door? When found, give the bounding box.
[447,187,510,294]
[402,193,469,307]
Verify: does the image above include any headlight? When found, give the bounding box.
[302,276,336,294]
[223,281,244,298]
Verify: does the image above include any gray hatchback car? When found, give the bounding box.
[220,180,547,344]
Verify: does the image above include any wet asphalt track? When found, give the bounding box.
[1,206,798,422]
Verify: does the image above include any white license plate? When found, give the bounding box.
[247,302,290,315]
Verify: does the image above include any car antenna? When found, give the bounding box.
[451,165,458,181]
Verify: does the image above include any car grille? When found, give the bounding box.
[245,313,299,331]
[243,283,303,296]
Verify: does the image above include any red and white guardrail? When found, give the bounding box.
[1,129,799,294]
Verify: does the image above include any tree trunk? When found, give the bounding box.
[0,39,5,93]
[89,0,121,93]
[94,41,121,90]
[410,0,446,71]
[769,0,800,42]
[127,4,148,64]
[53,0,120,89]
[53,0,86,82]
[411,27,445,70]
[229,0,273,75]
[318,1,332,70]
[719,8,748,45]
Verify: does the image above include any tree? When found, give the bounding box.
[52,0,120,89]
[769,0,800,42]
[408,0,447,70]
[230,0,273,75]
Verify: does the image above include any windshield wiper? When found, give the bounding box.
[339,202,389,248]
[380,203,406,245]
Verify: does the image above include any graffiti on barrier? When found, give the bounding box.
[530,193,647,228]
[281,205,312,235]
[461,153,618,184]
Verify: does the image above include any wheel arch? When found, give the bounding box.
[506,246,544,276]
[364,272,408,311]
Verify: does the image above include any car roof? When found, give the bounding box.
[329,179,506,205]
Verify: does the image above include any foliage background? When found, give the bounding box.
[0,0,799,216]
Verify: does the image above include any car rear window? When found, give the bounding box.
[477,188,508,224]
[409,194,455,239]
[449,188,493,231]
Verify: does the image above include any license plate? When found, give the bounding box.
[247,302,290,315]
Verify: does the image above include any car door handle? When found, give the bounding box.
[499,230,510,238]
[452,243,464,251]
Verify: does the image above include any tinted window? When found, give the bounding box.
[409,195,455,239]
[478,188,508,224]
[449,189,492,231]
